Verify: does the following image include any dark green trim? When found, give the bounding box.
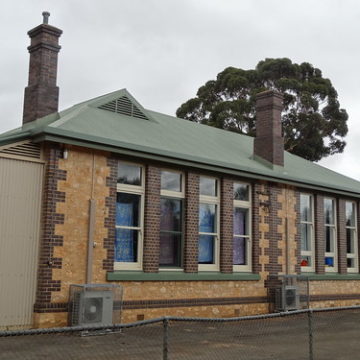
[300,273,360,281]
[107,271,261,281]
[0,132,32,147]
[32,134,360,199]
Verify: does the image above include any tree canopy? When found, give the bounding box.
[176,58,348,161]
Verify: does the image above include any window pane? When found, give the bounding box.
[116,193,140,227]
[325,226,334,252]
[160,198,182,232]
[324,198,334,225]
[199,204,216,233]
[300,194,312,222]
[117,163,141,185]
[233,237,246,265]
[347,258,355,268]
[325,256,334,267]
[347,228,355,254]
[301,256,312,267]
[234,208,248,236]
[115,229,138,262]
[198,235,215,264]
[346,202,355,227]
[159,233,181,266]
[161,171,181,192]
[200,177,217,196]
[301,224,312,251]
[234,183,249,201]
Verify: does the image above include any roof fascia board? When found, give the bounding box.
[34,133,360,198]
[0,131,32,146]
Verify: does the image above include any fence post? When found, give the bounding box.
[163,317,169,360]
[307,309,314,360]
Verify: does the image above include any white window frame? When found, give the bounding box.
[114,161,145,271]
[324,197,337,273]
[346,201,358,273]
[198,176,220,271]
[300,193,315,273]
[159,169,185,271]
[233,182,252,272]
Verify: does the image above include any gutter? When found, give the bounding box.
[0,131,32,146]
[30,132,360,199]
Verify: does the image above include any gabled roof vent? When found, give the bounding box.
[98,96,149,120]
[0,140,41,159]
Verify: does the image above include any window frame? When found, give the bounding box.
[233,182,252,272]
[198,176,220,272]
[324,197,337,273]
[114,161,145,271]
[159,169,185,271]
[300,193,315,273]
[346,201,358,273]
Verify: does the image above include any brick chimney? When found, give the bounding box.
[23,12,62,124]
[253,90,284,166]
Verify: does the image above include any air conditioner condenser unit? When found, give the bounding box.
[275,285,299,311]
[72,289,113,327]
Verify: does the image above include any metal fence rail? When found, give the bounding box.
[1,306,360,359]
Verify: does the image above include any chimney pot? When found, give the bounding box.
[42,11,50,24]
[253,90,284,166]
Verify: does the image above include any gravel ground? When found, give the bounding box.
[0,310,359,360]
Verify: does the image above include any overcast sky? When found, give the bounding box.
[1,0,360,180]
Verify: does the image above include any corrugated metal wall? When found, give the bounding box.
[0,157,43,329]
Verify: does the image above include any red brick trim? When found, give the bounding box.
[103,157,117,271]
[315,194,325,274]
[34,145,66,311]
[143,165,161,272]
[294,190,301,274]
[264,183,282,276]
[184,172,199,272]
[220,178,233,273]
[32,296,269,313]
[123,296,268,309]
[252,182,261,274]
[337,199,347,274]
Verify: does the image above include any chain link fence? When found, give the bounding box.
[1,306,360,359]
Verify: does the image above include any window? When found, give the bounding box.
[160,170,184,268]
[198,176,219,271]
[324,198,337,272]
[115,162,144,270]
[233,182,251,271]
[300,194,315,272]
[346,201,358,272]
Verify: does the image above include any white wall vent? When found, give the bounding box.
[0,141,41,160]
[98,96,149,120]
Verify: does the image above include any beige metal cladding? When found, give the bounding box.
[0,157,43,329]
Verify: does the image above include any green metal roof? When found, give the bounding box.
[1,88,360,196]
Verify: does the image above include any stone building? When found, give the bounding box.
[1,14,360,329]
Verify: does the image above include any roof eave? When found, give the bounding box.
[31,130,360,198]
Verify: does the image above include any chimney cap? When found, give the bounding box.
[256,89,283,100]
[42,11,50,24]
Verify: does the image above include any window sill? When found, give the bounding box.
[107,271,260,281]
[299,273,360,281]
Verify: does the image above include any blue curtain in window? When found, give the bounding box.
[115,202,135,262]
[233,209,246,265]
[199,204,215,263]
[199,235,214,263]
